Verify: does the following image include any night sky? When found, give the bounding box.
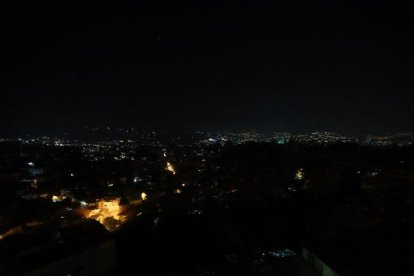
[1,1,413,136]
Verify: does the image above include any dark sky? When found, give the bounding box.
[1,1,413,136]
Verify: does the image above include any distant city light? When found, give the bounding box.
[52,195,65,202]
[0,226,23,240]
[166,162,176,174]
[295,168,304,180]
[262,249,296,259]
[141,192,148,201]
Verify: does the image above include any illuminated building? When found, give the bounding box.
[81,198,126,232]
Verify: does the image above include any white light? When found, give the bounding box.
[28,162,35,167]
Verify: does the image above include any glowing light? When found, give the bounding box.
[175,189,182,194]
[166,162,176,174]
[28,162,35,167]
[82,198,126,232]
[295,169,304,180]
[141,192,148,201]
[0,226,23,240]
[25,221,43,227]
[52,195,65,202]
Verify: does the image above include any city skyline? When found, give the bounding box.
[1,2,413,274]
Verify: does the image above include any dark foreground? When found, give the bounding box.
[0,141,413,275]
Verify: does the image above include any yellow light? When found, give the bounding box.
[52,195,65,202]
[295,169,304,180]
[166,162,176,174]
[141,192,148,201]
[175,189,182,194]
[83,198,126,232]
[0,226,23,240]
